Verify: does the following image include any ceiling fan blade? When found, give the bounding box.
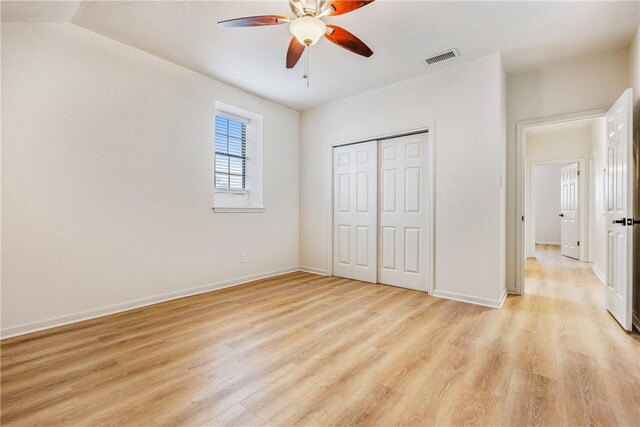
[325,25,373,58]
[323,0,374,16]
[286,38,306,69]
[218,15,288,28]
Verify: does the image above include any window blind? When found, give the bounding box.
[215,114,246,191]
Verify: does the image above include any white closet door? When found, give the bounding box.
[378,133,430,292]
[333,141,377,283]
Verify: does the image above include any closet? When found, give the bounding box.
[332,132,431,292]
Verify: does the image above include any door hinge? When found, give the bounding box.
[521,216,524,222]
[577,241,580,247]
[577,170,580,176]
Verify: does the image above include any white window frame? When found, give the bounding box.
[213,101,264,213]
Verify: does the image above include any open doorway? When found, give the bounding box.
[518,114,609,297]
[516,90,635,331]
[530,161,579,257]
[524,118,606,268]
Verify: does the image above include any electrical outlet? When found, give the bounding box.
[240,252,247,263]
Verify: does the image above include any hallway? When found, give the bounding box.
[520,244,640,425]
[526,244,605,306]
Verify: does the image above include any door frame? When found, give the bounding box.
[515,109,607,295]
[588,151,596,264]
[528,158,586,259]
[326,125,436,294]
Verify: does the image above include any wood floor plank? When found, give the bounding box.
[503,368,561,427]
[2,248,640,426]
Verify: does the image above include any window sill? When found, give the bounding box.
[212,207,265,213]
[215,189,249,195]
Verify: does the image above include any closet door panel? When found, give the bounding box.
[378,133,430,292]
[333,142,377,283]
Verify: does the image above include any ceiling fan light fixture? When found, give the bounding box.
[217,0,375,73]
[289,16,326,46]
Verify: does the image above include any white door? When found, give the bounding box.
[560,163,579,259]
[605,88,634,331]
[378,133,430,292]
[333,142,377,283]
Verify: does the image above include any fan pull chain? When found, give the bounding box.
[303,48,310,87]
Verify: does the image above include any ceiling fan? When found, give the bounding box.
[218,0,374,70]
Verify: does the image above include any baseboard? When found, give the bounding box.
[0,266,299,340]
[592,265,606,284]
[497,289,508,307]
[633,312,640,333]
[432,288,507,309]
[298,266,328,276]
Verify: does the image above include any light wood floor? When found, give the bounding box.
[2,246,639,426]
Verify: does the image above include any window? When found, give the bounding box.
[213,102,264,213]
[215,114,247,191]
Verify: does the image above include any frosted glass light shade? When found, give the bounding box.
[289,16,327,46]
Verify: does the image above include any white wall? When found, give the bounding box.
[300,53,507,307]
[525,123,595,259]
[507,50,630,291]
[533,164,562,245]
[498,58,508,302]
[1,23,300,336]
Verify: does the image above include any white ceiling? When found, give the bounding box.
[1,0,81,22]
[3,1,639,111]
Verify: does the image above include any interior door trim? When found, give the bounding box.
[515,109,607,296]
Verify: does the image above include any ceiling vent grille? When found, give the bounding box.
[424,49,460,65]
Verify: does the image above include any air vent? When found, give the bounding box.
[424,49,460,65]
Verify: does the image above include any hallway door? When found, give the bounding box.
[560,163,579,259]
[605,88,634,331]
